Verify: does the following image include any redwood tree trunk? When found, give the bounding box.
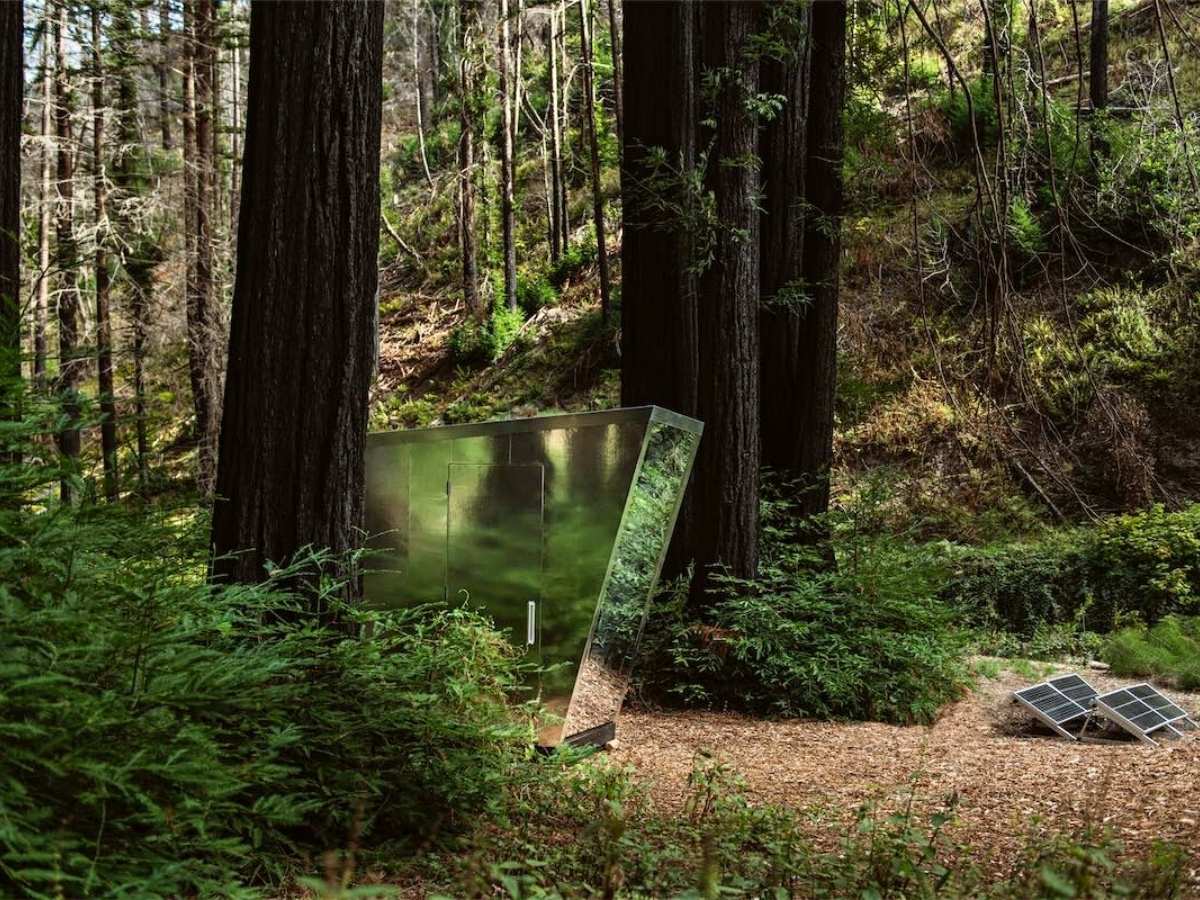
[1,0,20,419]
[157,0,174,151]
[54,2,82,502]
[620,0,698,578]
[759,4,810,476]
[211,0,383,597]
[579,0,612,320]
[191,0,218,496]
[498,0,518,310]
[457,0,481,313]
[92,6,119,500]
[606,0,623,159]
[35,16,51,387]
[792,0,845,520]
[691,1,761,605]
[547,8,564,261]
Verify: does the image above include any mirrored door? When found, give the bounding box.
[446,463,545,664]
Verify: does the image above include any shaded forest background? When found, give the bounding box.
[6,0,1200,895]
[14,0,1200,546]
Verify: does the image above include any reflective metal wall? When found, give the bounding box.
[364,407,702,745]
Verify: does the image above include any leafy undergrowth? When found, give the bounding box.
[0,418,535,896]
[397,756,1192,899]
[1104,616,1200,690]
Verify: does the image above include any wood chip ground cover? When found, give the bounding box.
[612,666,1200,877]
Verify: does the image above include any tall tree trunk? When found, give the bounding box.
[92,6,119,501]
[692,1,762,606]
[1,0,20,428]
[112,3,151,490]
[211,0,384,600]
[413,0,434,188]
[457,0,481,313]
[35,17,51,388]
[547,9,563,261]
[620,0,698,579]
[230,39,242,232]
[498,0,518,310]
[426,0,442,111]
[579,0,611,320]
[556,4,570,249]
[1089,0,1108,111]
[191,0,217,497]
[759,4,812,474]
[157,0,174,151]
[606,0,623,160]
[792,0,846,520]
[54,1,82,503]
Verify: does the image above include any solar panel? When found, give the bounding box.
[1012,673,1099,740]
[1093,683,1195,745]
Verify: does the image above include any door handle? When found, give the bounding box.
[527,601,536,646]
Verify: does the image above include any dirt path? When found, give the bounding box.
[611,669,1200,871]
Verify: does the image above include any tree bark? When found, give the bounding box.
[1089,0,1108,111]
[691,1,762,605]
[54,1,82,503]
[413,0,434,189]
[191,0,218,497]
[92,6,119,501]
[498,0,518,310]
[157,0,174,151]
[211,0,384,600]
[231,39,242,232]
[457,0,481,313]
[620,0,698,579]
[112,3,151,490]
[792,0,846,520]
[555,4,570,249]
[547,8,563,261]
[1,0,20,424]
[607,0,623,160]
[759,4,811,472]
[35,14,51,388]
[579,0,611,320]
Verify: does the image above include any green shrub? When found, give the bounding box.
[549,232,598,288]
[425,755,1186,898]
[1008,197,1045,259]
[449,302,529,367]
[1103,616,1200,689]
[516,271,558,314]
[637,483,970,725]
[945,505,1200,641]
[931,75,999,154]
[0,430,530,896]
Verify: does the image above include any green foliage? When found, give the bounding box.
[1104,616,1200,689]
[931,76,999,154]
[1008,196,1046,260]
[946,505,1200,642]
[637,484,970,725]
[0,415,531,896]
[449,302,529,367]
[549,232,598,289]
[425,755,1186,898]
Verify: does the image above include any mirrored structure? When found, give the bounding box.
[365,407,702,746]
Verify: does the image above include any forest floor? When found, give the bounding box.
[613,665,1200,877]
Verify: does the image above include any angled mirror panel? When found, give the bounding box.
[364,407,700,747]
[561,420,701,741]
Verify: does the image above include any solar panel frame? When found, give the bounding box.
[1093,682,1195,745]
[1012,673,1099,740]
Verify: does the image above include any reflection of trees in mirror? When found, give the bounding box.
[564,423,700,735]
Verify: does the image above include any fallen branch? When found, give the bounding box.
[381,213,425,267]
